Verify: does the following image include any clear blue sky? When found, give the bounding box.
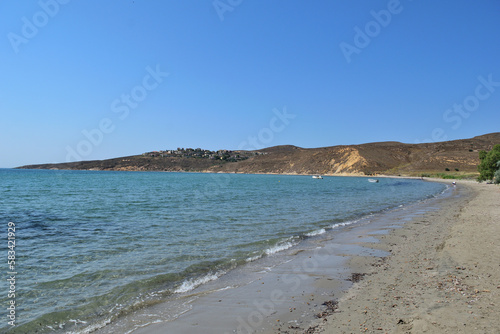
[1,0,499,168]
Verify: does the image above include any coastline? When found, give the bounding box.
[123,180,500,334]
[2,171,456,334]
[308,180,500,333]
[95,178,461,334]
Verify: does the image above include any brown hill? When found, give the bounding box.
[17,133,500,176]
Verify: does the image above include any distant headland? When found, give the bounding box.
[16,133,500,178]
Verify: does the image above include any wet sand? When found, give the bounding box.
[307,181,500,333]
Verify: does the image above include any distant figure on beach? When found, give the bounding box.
[452,181,456,186]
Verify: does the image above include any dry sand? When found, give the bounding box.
[306,181,500,334]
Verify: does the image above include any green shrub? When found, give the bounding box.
[478,145,500,182]
[436,173,455,179]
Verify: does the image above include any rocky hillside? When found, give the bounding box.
[17,133,500,176]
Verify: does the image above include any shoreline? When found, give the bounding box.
[98,179,456,334]
[8,167,480,186]
[307,180,500,333]
[126,180,500,334]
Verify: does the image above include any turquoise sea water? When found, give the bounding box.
[0,169,446,333]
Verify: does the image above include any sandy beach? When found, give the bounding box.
[305,180,500,334]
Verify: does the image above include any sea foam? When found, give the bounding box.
[174,273,222,293]
[306,228,326,237]
[264,239,296,255]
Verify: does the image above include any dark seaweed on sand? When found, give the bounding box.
[347,272,366,283]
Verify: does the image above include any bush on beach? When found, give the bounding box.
[477,144,500,182]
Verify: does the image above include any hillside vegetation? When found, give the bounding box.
[17,133,500,177]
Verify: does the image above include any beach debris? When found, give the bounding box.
[347,273,367,283]
[304,324,319,333]
[315,299,339,318]
[323,300,339,311]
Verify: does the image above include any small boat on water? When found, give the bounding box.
[368,179,379,183]
[312,175,323,179]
